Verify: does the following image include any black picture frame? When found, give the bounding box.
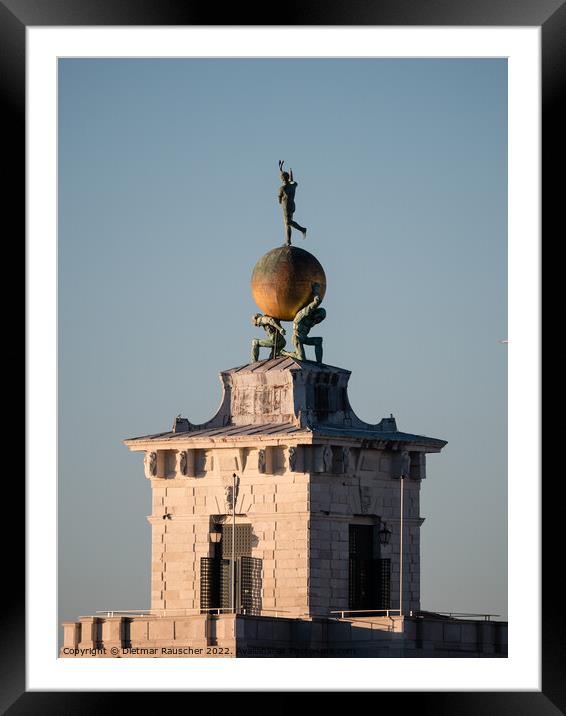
[12,0,555,710]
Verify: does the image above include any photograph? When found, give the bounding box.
[57,55,508,660]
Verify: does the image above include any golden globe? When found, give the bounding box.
[250,245,327,321]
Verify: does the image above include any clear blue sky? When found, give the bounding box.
[58,58,507,624]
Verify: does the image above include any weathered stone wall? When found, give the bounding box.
[146,443,426,616]
[307,446,423,615]
[60,613,508,658]
[148,444,310,615]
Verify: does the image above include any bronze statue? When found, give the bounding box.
[281,283,326,363]
[278,160,307,245]
[251,313,286,362]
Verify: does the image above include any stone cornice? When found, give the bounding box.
[125,434,314,452]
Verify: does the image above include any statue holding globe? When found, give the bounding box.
[251,314,286,363]
[249,163,327,364]
[278,160,307,246]
[281,283,326,363]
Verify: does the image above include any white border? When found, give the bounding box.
[27,27,540,691]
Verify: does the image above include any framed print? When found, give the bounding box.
[12,0,557,710]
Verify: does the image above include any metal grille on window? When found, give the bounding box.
[375,558,391,610]
[221,524,252,560]
[219,559,231,611]
[240,556,262,615]
[348,524,376,611]
[200,557,219,613]
[201,525,262,614]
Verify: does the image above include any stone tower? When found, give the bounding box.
[124,356,446,618]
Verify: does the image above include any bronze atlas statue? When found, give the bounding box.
[249,162,326,364]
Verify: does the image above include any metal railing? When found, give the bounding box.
[330,609,402,619]
[94,608,294,618]
[94,608,501,622]
[256,609,293,618]
[415,611,500,622]
[96,609,227,617]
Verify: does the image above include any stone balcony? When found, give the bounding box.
[61,612,507,658]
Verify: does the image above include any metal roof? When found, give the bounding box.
[124,422,306,444]
[312,425,446,448]
[124,422,445,448]
[225,356,351,375]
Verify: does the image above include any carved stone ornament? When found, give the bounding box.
[342,447,351,474]
[323,445,333,472]
[401,450,411,478]
[258,449,267,474]
[288,446,297,472]
[225,486,234,512]
[225,475,240,512]
[177,450,188,476]
[144,451,157,479]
